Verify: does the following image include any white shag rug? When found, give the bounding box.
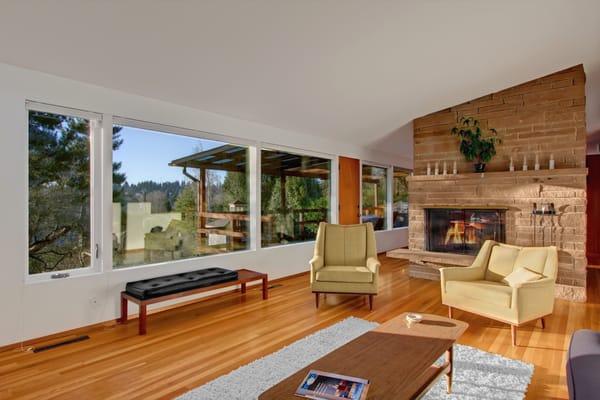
[177,317,533,400]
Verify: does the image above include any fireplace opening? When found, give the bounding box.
[426,208,506,255]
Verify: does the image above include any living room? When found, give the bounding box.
[1,1,599,399]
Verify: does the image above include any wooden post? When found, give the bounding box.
[199,168,206,250]
[315,293,320,308]
[241,282,246,294]
[280,174,286,238]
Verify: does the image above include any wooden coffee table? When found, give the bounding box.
[259,313,468,399]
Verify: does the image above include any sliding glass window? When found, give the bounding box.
[261,149,331,247]
[28,108,97,275]
[392,167,410,228]
[112,123,249,268]
[361,164,387,231]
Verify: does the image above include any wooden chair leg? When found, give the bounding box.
[511,325,517,346]
[448,306,453,319]
[315,293,320,308]
[540,317,546,329]
[368,294,374,311]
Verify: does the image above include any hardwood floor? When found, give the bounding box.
[1,257,599,400]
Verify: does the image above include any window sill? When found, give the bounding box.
[25,269,103,285]
[259,240,316,251]
[111,248,256,273]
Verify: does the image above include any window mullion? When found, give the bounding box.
[100,114,114,272]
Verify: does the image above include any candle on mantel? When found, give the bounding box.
[434,162,439,175]
[509,156,515,172]
[453,161,457,175]
[427,162,431,176]
[549,154,555,170]
[535,154,540,171]
[523,155,528,171]
[443,161,447,175]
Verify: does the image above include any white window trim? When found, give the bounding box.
[26,101,103,283]
[113,116,256,147]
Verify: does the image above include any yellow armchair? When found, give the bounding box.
[310,222,380,310]
[440,240,558,346]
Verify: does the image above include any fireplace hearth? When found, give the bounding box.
[426,208,505,255]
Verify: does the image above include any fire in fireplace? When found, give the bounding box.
[426,208,506,255]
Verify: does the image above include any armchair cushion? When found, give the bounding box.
[316,266,374,283]
[502,267,542,287]
[446,280,513,308]
[485,245,520,281]
[513,247,550,275]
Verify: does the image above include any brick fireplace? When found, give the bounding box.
[392,65,588,302]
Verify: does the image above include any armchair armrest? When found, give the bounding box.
[309,255,324,283]
[440,265,484,282]
[310,255,324,271]
[366,257,380,275]
[512,277,556,320]
[511,276,555,289]
[440,265,485,294]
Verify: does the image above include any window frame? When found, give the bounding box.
[110,116,257,270]
[391,166,411,230]
[25,101,103,282]
[359,160,391,231]
[259,142,337,249]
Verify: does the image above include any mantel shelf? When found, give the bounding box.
[407,167,587,182]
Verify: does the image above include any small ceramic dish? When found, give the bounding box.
[405,313,423,327]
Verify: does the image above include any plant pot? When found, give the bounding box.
[474,163,486,172]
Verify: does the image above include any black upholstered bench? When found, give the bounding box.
[120,268,268,335]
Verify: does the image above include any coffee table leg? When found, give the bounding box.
[446,346,453,393]
[262,276,269,300]
[241,282,247,294]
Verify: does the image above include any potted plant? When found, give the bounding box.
[451,116,501,172]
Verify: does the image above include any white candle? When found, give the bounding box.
[535,154,540,171]
[443,161,447,175]
[453,161,457,175]
[427,162,431,176]
[509,156,514,172]
[549,154,555,170]
[523,155,528,171]
[434,162,439,175]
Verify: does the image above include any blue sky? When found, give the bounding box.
[114,126,226,184]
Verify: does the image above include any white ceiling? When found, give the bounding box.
[1,0,599,155]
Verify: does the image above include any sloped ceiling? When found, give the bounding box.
[0,0,599,158]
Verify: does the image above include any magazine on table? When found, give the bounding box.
[294,369,370,400]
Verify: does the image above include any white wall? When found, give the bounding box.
[0,63,411,346]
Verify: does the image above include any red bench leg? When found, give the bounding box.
[139,304,147,335]
[262,276,269,300]
[120,294,128,324]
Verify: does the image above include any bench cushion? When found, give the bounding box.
[125,267,238,300]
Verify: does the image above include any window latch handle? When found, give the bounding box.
[95,244,99,259]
